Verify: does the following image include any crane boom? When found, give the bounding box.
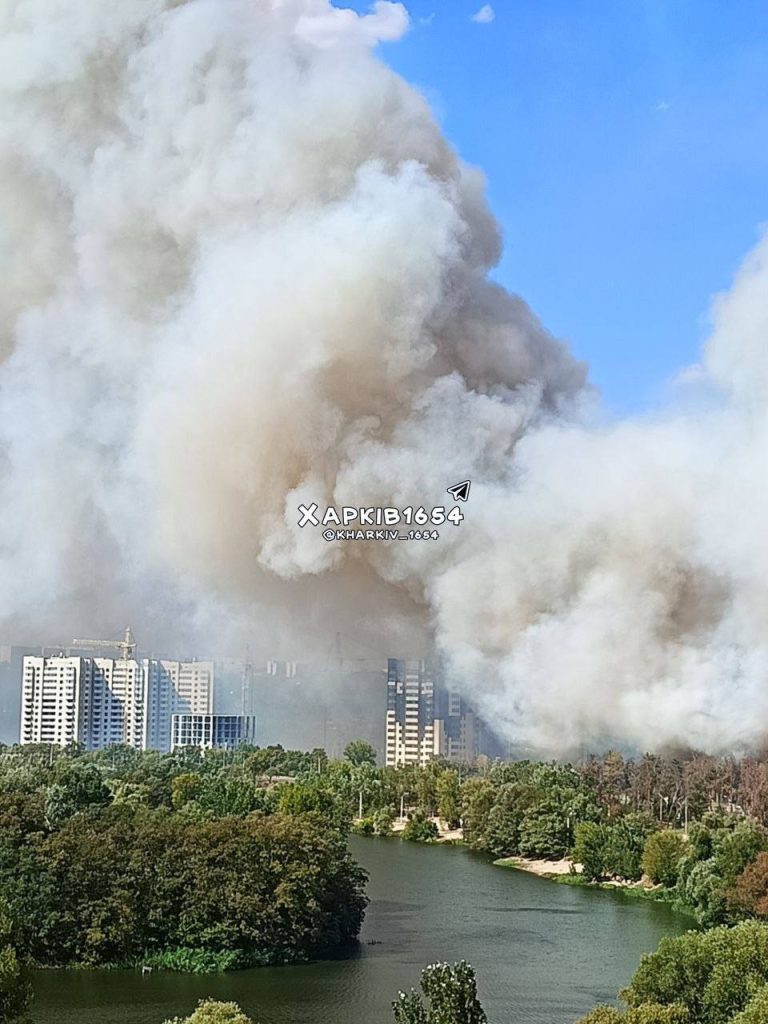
[71,626,136,660]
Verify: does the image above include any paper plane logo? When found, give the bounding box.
[447,480,471,502]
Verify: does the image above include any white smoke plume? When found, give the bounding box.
[1,0,766,753]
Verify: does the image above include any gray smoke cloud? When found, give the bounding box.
[1,0,766,753]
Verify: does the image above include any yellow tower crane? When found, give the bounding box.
[70,626,137,660]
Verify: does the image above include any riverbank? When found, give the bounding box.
[494,855,579,878]
[389,818,463,842]
[360,829,687,915]
[492,855,693,915]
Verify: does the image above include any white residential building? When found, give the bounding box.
[143,660,214,752]
[20,657,88,747]
[85,658,146,749]
[20,655,213,752]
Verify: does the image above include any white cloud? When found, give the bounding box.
[471,4,495,23]
[296,1,409,48]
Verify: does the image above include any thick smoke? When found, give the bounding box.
[1,0,766,753]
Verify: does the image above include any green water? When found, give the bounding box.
[31,836,691,1024]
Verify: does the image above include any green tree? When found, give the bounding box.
[518,804,573,859]
[722,822,768,876]
[393,961,487,1024]
[642,831,686,887]
[604,815,657,881]
[574,822,609,881]
[623,921,768,1024]
[373,809,394,837]
[165,1000,253,1024]
[0,901,29,1023]
[676,818,768,924]
[436,771,461,830]
[44,762,111,827]
[483,782,534,858]
[416,761,444,817]
[171,773,203,809]
[278,782,337,818]
[518,764,600,859]
[460,779,496,850]
[677,858,727,926]
[343,741,377,767]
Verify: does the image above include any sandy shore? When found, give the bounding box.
[390,818,464,842]
[494,857,665,894]
[493,856,581,876]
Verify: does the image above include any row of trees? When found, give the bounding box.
[9,740,768,846]
[572,811,768,927]
[345,745,768,831]
[11,741,768,909]
[324,745,768,935]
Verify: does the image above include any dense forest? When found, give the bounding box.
[0,743,366,975]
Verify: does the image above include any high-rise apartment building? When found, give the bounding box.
[21,656,88,747]
[385,658,496,767]
[385,658,437,767]
[433,688,477,762]
[86,658,146,749]
[143,660,214,752]
[20,655,213,751]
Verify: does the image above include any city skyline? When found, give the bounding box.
[12,636,504,765]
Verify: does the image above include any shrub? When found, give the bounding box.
[731,986,768,1024]
[164,1000,253,1024]
[144,948,244,973]
[402,813,439,843]
[373,810,394,837]
[577,1006,689,1024]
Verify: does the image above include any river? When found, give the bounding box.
[31,836,691,1024]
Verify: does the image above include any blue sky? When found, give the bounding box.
[345,0,768,414]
